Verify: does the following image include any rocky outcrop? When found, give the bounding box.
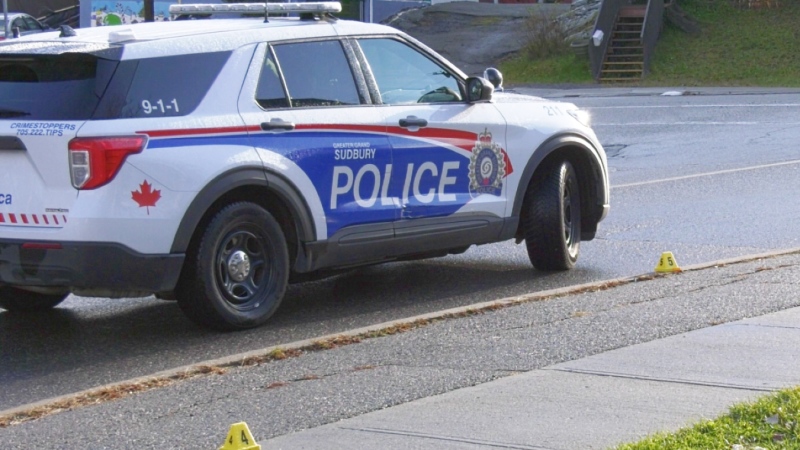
[556,0,602,44]
[386,2,570,76]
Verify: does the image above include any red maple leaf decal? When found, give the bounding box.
[131,180,161,215]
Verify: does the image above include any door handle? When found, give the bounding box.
[261,119,296,131]
[399,116,428,128]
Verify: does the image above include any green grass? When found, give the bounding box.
[501,0,800,86]
[501,53,593,84]
[614,386,800,450]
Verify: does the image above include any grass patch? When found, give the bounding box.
[615,386,800,450]
[502,0,800,86]
[646,0,800,86]
[501,53,592,84]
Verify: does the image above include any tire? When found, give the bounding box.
[176,202,289,331]
[522,160,581,271]
[0,287,68,312]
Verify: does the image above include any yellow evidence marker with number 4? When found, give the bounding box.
[219,422,261,450]
[655,251,682,273]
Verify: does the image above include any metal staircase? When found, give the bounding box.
[599,5,646,82]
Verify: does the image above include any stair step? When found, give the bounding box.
[603,61,644,66]
[619,5,646,17]
[602,70,645,75]
[607,52,644,57]
[607,51,644,55]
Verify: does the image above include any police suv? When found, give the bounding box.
[0,2,609,330]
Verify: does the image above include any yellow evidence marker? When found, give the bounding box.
[655,251,682,273]
[219,422,261,450]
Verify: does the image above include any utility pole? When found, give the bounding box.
[144,0,154,22]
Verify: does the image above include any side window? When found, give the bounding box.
[271,40,360,108]
[23,17,44,31]
[358,38,462,105]
[255,48,289,109]
[94,51,231,119]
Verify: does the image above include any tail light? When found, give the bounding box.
[68,136,147,190]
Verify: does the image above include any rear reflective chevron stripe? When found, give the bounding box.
[0,213,67,227]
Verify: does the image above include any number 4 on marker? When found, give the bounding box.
[220,422,261,450]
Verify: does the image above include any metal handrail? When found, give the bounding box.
[640,0,664,75]
[588,0,625,80]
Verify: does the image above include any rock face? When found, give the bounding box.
[557,0,602,44]
[385,2,570,76]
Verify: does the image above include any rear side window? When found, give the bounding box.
[0,54,114,120]
[96,51,231,119]
[263,40,360,108]
[0,51,231,120]
[23,17,44,31]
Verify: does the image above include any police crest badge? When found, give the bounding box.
[468,129,506,197]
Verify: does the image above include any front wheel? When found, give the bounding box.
[522,160,582,271]
[0,287,69,311]
[177,202,289,331]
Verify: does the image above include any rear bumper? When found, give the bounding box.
[0,239,184,294]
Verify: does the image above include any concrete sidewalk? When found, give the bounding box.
[263,298,800,449]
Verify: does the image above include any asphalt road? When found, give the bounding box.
[3,89,800,415]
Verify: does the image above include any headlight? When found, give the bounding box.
[567,109,592,127]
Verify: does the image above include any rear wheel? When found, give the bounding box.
[522,160,581,271]
[0,287,69,311]
[177,202,289,331]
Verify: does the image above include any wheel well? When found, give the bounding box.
[183,185,299,273]
[517,145,601,241]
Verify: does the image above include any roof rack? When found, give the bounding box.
[169,2,342,21]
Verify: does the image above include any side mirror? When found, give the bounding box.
[466,77,494,103]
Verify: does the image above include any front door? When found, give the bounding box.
[355,38,509,227]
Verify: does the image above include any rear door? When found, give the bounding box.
[0,54,107,229]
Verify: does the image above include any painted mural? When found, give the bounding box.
[90,1,173,26]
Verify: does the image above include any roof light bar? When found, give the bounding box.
[169,2,342,16]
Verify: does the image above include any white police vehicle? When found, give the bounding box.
[0,2,609,330]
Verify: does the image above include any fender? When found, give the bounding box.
[170,168,316,254]
[511,133,608,220]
